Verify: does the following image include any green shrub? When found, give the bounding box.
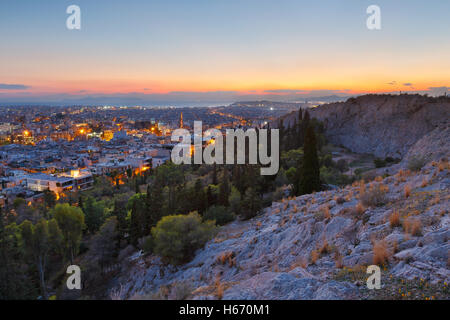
[228,187,242,216]
[360,185,387,207]
[272,187,285,202]
[151,212,216,265]
[373,158,387,168]
[241,188,262,220]
[320,166,352,186]
[142,236,154,254]
[336,159,349,172]
[407,156,428,172]
[385,157,400,164]
[203,205,235,226]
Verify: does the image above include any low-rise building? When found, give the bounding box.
[25,169,93,194]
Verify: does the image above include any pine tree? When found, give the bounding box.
[266,123,272,156]
[51,204,85,264]
[206,185,215,208]
[83,197,104,234]
[129,201,140,247]
[0,209,38,299]
[127,193,147,246]
[77,196,83,209]
[298,126,321,195]
[212,163,218,185]
[135,178,140,194]
[241,187,262,220]
[194,179,206,214]
[218,167,230,206]
[113,198,128,246]
[278,119,285,151]
[303,109,310,122]
[146,178,164,229]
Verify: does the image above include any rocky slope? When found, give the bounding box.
[283,94,450,159]
[108,160,449,300]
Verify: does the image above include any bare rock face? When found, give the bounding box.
[305,94,449,159]
[402,124,450,164]
[108,160,450,300]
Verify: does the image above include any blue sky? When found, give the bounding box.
[0,0,449,105]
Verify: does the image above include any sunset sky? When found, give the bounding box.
[0,0,449,105]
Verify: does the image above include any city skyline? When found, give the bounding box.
[0,0,449,105]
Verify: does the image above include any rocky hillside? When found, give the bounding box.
[284,94,450,160]
[108,159,449,300]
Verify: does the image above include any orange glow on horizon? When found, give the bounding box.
[7,80,440,98]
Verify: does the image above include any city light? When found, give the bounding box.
[71,169,80,178]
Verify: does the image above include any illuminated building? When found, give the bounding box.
[102,130,114,141]
[179,112,184,128]
[26,169,94,194]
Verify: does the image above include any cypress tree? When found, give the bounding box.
[218,167,230,206]
[212,163,218,185]
[194,179,206,214]
[146,179,164,229]
[298,126,321,195]
[113,199,127,247]
[206,186,215,208]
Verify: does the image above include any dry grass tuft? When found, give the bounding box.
[402,217,422,236]
[360,183,387,207]
[430,195,440,206]
[215,276,224,300]
[318,238,331,255]
[372,240,389,266]
[404,185,411,198]
[358,180,366,195]
[334,196,346,204]
[353,202,366,217]
[437,159,449,172]
[396,169,410,182]
[389,210,401,228]
[322,206,331,219]
[290,256,308,270]
[420,178,429,188]
[272,208,281,215]
[345,190,353,202]
[310,250,319,264]
[334,249,344,269]
[217,251,235,267]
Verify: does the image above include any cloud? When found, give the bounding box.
[0,83,30,90]
[387,81,397,86]
[403,83,413,87]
